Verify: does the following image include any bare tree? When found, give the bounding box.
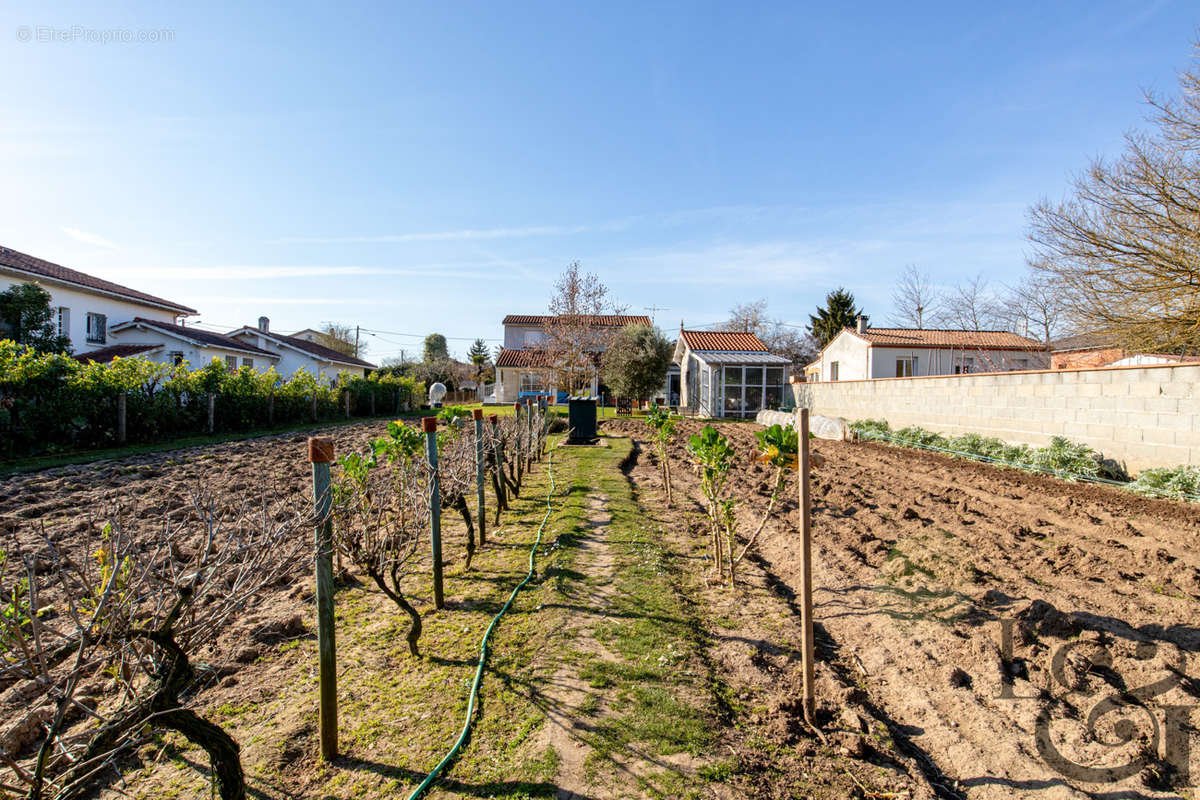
[539,262,625,395]
[891,265,941,329]
[1027,43,1200,354]
[317,323,364,359]
[723,299,819,369]
[1001,274,1069,345]
[943,274,1003,331]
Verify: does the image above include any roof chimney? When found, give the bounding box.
[258,316,270,333]
[856,315,868,334]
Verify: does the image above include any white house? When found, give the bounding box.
[0,245,196,354]
[494,314,651,403]
[809,317,1049,382]
[105,318,279,370]
[226,318,376,380]
[675,330,791,418]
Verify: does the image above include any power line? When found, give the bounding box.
[359,326,501,342]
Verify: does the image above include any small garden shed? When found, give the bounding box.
[674,330,790,418]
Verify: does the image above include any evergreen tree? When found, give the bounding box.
[467,337,492,383]
[0,283,72,354]
[807,288,862,348]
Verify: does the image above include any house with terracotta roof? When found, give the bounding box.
[104,318,280,371]
[226,317,376,380]
[674,329,791,418]
[494,314,652,403]
[809,317,1049,382]
[0,245,195,355]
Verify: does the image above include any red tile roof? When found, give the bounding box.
[502,314,651,327]
[849,328,1047,351]
[679,330,769,352]
[0,245,196,314]
[72,344,161,364]
[113,318,277,357]
[495,349,554,368]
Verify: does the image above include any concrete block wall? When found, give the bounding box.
[795,363,1200,473]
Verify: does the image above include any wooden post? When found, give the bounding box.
[207,393,215,434]
[369,391,376,417]
[394,388,401,415]
[473,409,486,545]
[491,414,507,509]
[423,417,444,609]
[797,407,816,726]
[307,436,338,761]
[268,390,275,426]
[311,392,318,422]
[116,391,127,444]
[525,398,534,470]
[513,402,524,482]
[344,390,351,419]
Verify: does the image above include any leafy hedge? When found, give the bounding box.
[0,340,424,458]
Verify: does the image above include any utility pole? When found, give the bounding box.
[354,325,360,359]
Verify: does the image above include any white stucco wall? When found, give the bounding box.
[819,332,870,381]
[227,331,367,382]
[1,272,184,354]
[107,327,278,371]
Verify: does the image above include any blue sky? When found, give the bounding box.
[1,1,1195,361]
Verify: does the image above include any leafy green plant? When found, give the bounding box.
[644,404,676,505]
[1128,465,1200,500]
[729,423,802,581]
[437,405,471,426]
[687,425,735,582]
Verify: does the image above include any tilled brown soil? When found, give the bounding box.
[604,417,1200,799]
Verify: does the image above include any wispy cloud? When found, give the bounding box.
[60,226,117,249]
[109,264,501,280]
[271,223,612,245]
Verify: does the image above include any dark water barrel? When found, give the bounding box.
[567,396,598,444]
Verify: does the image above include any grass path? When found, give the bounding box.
[103,434,730,800]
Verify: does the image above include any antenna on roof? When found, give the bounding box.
[644,305,670,325]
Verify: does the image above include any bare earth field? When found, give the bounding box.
[4,416,1200,799]
[604,416,1200,799]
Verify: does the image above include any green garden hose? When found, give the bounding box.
[405,447,558,800]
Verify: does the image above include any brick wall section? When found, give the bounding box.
[794,363,1200,474]
[1050,348,1125,370]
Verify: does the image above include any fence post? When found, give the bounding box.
[307,436,338,761]
[369,391,376,417]
[311,392,318,422]
[423,417,444,609]
[797,407,816,727]
[268,390,275,426]
[207,393,215,434]
[473,409,486,545]
[344,390,351,419]
[539,395,549,457]
[116,391,127,444]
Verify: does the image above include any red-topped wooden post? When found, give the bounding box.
[307,436,338,761]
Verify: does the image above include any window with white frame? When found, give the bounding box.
[57,307,70,338]
[519,371,547,393]
[226,355,238,372]
[954,356,975,374]
[896,356,916,377]
[829,361,839,381]
[85,312,107,344]
[242,358,254,369]
[522,330,544,347]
